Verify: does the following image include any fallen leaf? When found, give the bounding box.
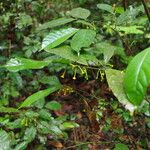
[48,141,63,148]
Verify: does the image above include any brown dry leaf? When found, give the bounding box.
[81,99,100,132]
[137,146,144,150]
[71,125,89,142]
[54,104,73,116]
[48,141,63,148]
[76,111,82,119]
[110,114,123,130]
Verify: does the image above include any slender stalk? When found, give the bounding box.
[123,0,128,11]
[141,0,150,22]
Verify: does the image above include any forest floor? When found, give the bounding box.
[46,77,150,150]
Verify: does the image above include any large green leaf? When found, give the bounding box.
[95,42,115,63]
[71,29,96,54]
[69,7,91,19]
[116,5,144,25]
[41,28,78,50]
[97,3,114,14]
[0,130,11,150]
[105,69,136,113]
[19,86,61,109]
[37,17,75,31]
[45,45,100,65]
[95,41,129,63]
[124,47,150,106]
[5,57,51,72]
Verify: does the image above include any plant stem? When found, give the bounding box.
[123,0,128,10]
[141,0,150,22]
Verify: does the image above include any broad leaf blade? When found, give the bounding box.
[0,130,11,150]
[97,3,114,14]
[37,17,75,30]
[45,101,61,110]
[95,41,129,63]
[45,45,100,65]
[19,86,61,109]
[71,29,96,54]
[95,42,115,63]
[105,69,136,113]
[69,7,91,19]
[114,26,144,34]
[124,47,150,106]
[42,28,78,50]
[24,127,36,143]
[116,5,144,25]
[14,141,28,150]
[5,57,51,72]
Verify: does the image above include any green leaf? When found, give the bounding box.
[45,45,100,66]
[45,101,61,110]
[124,47,150,106]
[95,42,115,63]
[38,121,63,135]
[71,29,96,54]
[24,127,36,143]
[113,26,144,34]
[0,130,11,150]
[14,141,28,150]
[33,98,45,109]
[69,7,91,19]
[19,86,61,109]
[116,5,144,25]
[115,7,125,14]
[41,28,78,50]
[61,122,79,129]
[105,69,136,113]
[5,57,51,72]
[113,143,129,150]
[37,17,75,30]
[39,75,61,86]
[75,20,95,28]
[0,106,19,113]
[16,13,32,29]
[97,3,114,14]
[49,124,63,135]
[7,119,22,129]
[95,42,128,63]
[39,109,52,121]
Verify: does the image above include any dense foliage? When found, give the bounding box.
[0,0,150,149]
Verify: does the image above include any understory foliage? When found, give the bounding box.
[0,0,150,149]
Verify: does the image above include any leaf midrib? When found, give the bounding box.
[135,50,149,91]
